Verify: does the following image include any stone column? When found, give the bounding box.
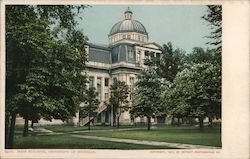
[93,76,97,89]
[141,49,145,65]
[101,77,105,102]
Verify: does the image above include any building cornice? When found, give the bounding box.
[86,61,143,71]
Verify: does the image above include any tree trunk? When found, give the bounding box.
[92,118,95,126]
[110,106,113,126]
[22,119,29,137]
[31,120,34,128]
[7,113,16,149]
[117,116,120,128]
[199,117,204,129]
[113,114,116,127]
[5,114,10,148]
[188,117,192,125]
[177,117,180,127]
[171,116,174,125]
[209,116,213,127]
[147,116,151,131]
[88,115,91,130]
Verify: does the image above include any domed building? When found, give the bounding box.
[80,8,163,126]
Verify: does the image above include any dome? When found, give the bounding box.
[109,20,148,36]
[109,8,148,36]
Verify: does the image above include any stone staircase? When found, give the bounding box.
[80,102,107,126]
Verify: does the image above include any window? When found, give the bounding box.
[156,53,160,59]
[140,36,143,41]
[129,77,135,100]
[123,35,126,39]
[150,52,155,59]
[89,76,94,87]
[105,78,109,87]
[104,78,109,100]
[137,50,141,63]
[127,35,131,39]
[97,77,101,100]
[128,50,133,59]
[145,51,150,59]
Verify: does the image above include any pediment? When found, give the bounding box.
[143,43,162,50]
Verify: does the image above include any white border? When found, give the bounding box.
[1,1,249,159]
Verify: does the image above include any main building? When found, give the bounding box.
[78,8,163,126]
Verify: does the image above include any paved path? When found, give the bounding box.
[72,127,145,133]
[71,134,220,149]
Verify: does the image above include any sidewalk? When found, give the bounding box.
[71,134,220,149]
[72,127,145,133]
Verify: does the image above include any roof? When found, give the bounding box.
[88,43,138,65]
[109,20,148,36]
[88,46,111,64]
[109,9,147,36]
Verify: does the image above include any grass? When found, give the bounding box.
[76,126,221,147]
[15,125,25,131]
[38,124,146,133]
[13,134,174,149]
[13,124,221,149]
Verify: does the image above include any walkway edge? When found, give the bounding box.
[71,134,220,149]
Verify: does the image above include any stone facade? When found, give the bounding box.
[80,8,162,125]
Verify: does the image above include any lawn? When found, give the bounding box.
[76,126,221,147]
[13,124,221,149]
[13,134,174,149]
[37,124,146,132]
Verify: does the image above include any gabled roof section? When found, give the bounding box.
[88,43,112,51]
[88,43,112,64]
[142,42,162,50]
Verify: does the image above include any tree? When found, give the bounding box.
[186,47,213,64]
[145,42,186,82]
[130,69,162,130]
[106,81,129,128]
[202,6,222,127]
[80,87,99,130]
[161,82,191,127]
[186,47,221,127]
[202,5,222,53]
[173,63,221,129]
[144,42,186,125]
[6,5,87,147]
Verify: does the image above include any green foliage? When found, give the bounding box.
[173,63,221,119]
[145,42,186,82]
[6,5,88,144]
[161,84,191,119]
[36,5,88,39]
[106,81,129,126]
[80,87,99,119]
[202,5,222,53]
[130,69,162,119]
[186,47,212,64]
[186,47,221,67]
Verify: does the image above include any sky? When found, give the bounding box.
[77,5,211,54]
